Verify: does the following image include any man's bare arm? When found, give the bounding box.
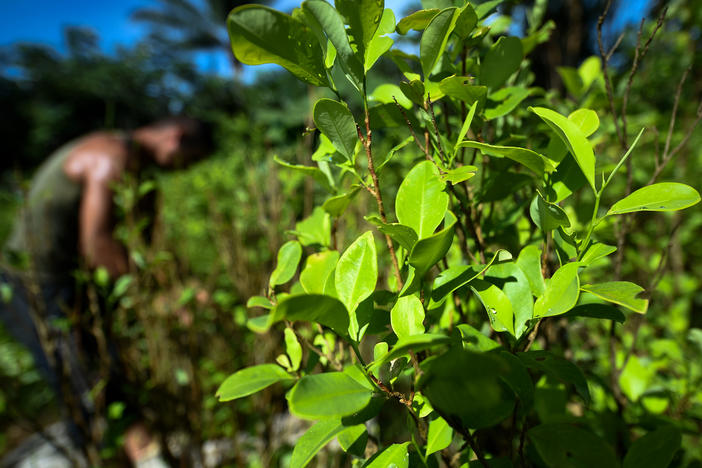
[65,145,129,278]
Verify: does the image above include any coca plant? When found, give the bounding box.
[216,1,700,466]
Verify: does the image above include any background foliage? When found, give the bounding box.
[0,0,701,466]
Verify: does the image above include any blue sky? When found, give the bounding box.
[0,0,651,77]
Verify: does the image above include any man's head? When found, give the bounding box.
[136,116,214,168]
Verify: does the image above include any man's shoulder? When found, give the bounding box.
[64,132,129,184]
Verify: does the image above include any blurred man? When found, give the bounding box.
[1,117,213,467]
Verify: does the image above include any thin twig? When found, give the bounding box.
[393,96,430,159]
[621,9,667,144]
[597,0,624,147]
[427,95,448,165]
[359,107,404,289]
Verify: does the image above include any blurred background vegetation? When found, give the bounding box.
[0,0,701,466]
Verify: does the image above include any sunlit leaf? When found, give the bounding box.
[271,294,350,336]
[459,141,553,176]
[313,98,358,161]
[391,295,426,339]
[363,442,410,468]
[300,251,339,294]
[396,160,449,239]
[335,231,378,316]
[516,245,545,297]
[607,182,701,215]
[529,193,571,232]
[216,364,293,401]
[289,372,373,419]
[426,416,453,456]
[533,262,580,317]
[269,240,302,288]
[581,281,648,314]
[530,106,596,192]
[291,419,346,468]
[397,9,440,34]
[228,5,328,86]
[470,278,515,335]
[568,108,599,137]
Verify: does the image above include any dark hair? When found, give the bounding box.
[152,116,215,161]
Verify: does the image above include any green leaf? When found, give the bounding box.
[284,328,302,371]
[470,278,515,335]
[335,0,384,62]
[453,4,478,38]
[607,182,701,215]
[430,249,507,306]
[291,419,346,468]
[408,211,457,277]
[303,0,364,88]
[568,108,599,137]
[293,206,332,247]
[518,351,590,403]
[480,36,523,89]
[365,215,418,252]
[271,294,350,336]
[301,251,340,294]
[391,295,426,339]
[441,165,477,184]
[530,106,596,192]
[581,281,648,314]
[533,262,580,318]
[396,9,440,34]
[426,416,453,456]
[364,8,395,71]
[363,442,410,468]
[439,76,487,109]
[457,324,501,352]
[227,5,328,87]
[369,334,451,372]
[396,160,449,239]
[529,193,571,232]
[335,231,378,315]
[623,426,681,468]
[498,350,535,411]
[371,83,412,108]
[313,99,358,161]
[288,372,373,419]
[247,295,273,309]
[580,242,616,266]
[269,240,303,288]
[474,0,502,18]
[216,364,293,401]
[563,303,625,323]
[529,424,618,468]
[368,134,406,163]
[459,141,553,176]
[274,155,335,193]
[399,79,425,106]
[337,424,368,456]
[323,189,359,217]
[420,7,458,77]
[486,261,534,338]
[454,100,478,152]
[516,245,545,297]
[485,86,532,120]
[420,348,515,429]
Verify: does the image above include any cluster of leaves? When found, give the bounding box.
[215,0,701,467]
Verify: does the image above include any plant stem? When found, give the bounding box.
[578,192,601,260]
[360,97,404,289]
